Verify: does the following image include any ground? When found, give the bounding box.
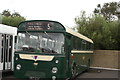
[74,68,119,80]
[2,68,120,80]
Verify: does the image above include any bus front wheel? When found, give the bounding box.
[72,64,77,77]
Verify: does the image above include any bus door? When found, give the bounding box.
[0,34,13,71]
[66,35,72,73]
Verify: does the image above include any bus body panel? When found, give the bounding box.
[14,20,94,79]
[14,53,67,78]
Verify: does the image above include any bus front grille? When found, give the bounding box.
[25,71,46,78]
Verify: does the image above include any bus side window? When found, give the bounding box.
[0,34,2,63]
[67,35,71,46]
[87,43,90,50]
[82,40,86,50]
[90,44,93,50]
[86,42,89,50]
[78,38,82,50]
[66,35,72,53]
[74,37,78,50]
[72,37,76,50]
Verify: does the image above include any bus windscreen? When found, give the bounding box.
[16,32,64,54]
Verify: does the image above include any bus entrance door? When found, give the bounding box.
[0,34,13,71]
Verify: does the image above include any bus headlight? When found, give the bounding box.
[52,67,58,73]
[55,60,59,64]
[16,57,18,60]
[52,76,56,80]
[16,64,21,70]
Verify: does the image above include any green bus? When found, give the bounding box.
[14,20,94,80]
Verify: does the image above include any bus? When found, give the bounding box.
[14,20,94,80]
[0,24,17,77]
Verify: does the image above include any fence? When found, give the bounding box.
[91,50,120,69]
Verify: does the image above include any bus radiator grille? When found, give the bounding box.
[25,71,46,78]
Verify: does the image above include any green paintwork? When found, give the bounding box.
[14,20,94,79]
[14,53,67,78]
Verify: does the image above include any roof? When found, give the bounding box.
[0,24,17,35]
[65,26,93,43]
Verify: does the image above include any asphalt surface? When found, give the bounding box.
[1,69,120,80]
[74,69,120,80]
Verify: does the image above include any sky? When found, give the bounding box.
[0,0,119,27]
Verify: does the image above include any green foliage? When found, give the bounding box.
[1,10,26,27]
[2,10,11,17]
[94,2,118,21]
[75,11,119,50]
[2,16,25,27]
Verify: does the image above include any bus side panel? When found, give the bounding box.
[73,53,93,73]
[71,35,94,75]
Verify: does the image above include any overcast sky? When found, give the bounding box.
[0,0,119,27]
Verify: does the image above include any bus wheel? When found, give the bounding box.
[72,64,77,77]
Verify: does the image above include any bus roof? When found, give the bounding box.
[0,24,17,35]
[65,26,93,43]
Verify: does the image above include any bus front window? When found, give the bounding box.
[16,32,64,54]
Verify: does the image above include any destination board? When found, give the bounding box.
[18,20,65,31]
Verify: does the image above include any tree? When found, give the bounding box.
[2,10,11,17]
[94,2,118,21]
[116,1,120,19]
[1,10,26,27]
[11,12,21,17]
[75,11,119,50]
[2,16,25,27]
